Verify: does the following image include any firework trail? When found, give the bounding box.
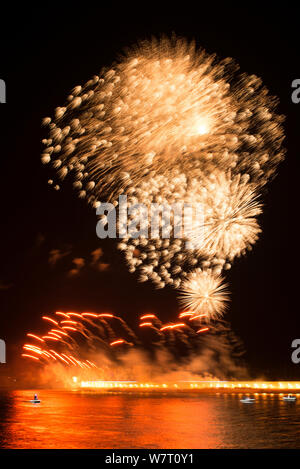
[22,310,246,381]
[22,310,204,366]
[42,36,285,319]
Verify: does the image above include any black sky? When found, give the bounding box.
[0,5,299,380]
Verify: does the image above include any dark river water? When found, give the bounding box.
[0,390,300,449]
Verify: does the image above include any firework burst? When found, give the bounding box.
[42,35,285,320]
[179,270,230,317]
[192,171,262,261]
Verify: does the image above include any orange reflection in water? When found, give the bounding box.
[1,390,227,448]
[1,390,300,449]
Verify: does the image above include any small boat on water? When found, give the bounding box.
[282,394,297,402]
[240,396,255,403]
[29,394,41,404]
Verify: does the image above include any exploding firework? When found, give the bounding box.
[189,172,262,261]
[179,270,229,316]
[42,36,285,320]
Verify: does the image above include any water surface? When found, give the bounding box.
[0,390,299,449]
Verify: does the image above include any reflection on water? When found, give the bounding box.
[1,390,300,449]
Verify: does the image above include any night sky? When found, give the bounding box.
[0,5,299,381]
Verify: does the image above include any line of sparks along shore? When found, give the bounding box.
[79,380,300,390]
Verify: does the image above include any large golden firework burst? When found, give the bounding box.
[42,35,285,321]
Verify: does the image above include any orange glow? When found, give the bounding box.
[23,346,43,357]
[98,314,114,318]
[139,322,152,327]
[46,351,57,360]
[69,355,85,368]
[61,326,77,331]
[140,314,156,320]
[42,335,59,341]
[178,312,194,318]
[50,350,70,365]
[51,329,68,336]
[67,312,82,318]
[57,356,70,365]
[197,327,209,333]
[42,316,59,326]
[79,380,300,392]
[26,333,45,343]
[160,323,186,331]
[171,323,186,329]
[29,350,43,356]
[189,314,207,321]
[60,320,77,325]
[64,357,93,369]
[110,339,125,346]
[22,354,40,361]
[55,312,70,318]
[47,332,62,338]
[86,360,97,368]
[82,312,98,317]
[23,344,41,350]
[81,362,90,369]
[61,354,72,362]
[62,354,78,365]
